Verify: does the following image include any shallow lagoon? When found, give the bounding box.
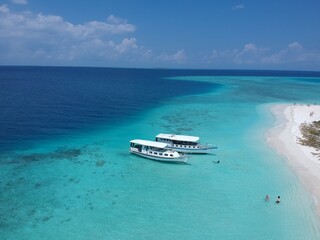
[1,70,320,239]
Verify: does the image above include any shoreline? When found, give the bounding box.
[267,103,320,215]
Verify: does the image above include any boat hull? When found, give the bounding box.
[130,150,188,163]
[166,145,217,154]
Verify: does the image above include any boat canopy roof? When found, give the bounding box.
[130,139,168,148]
[156,134,200,143]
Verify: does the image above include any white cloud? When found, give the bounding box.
[173,49,187,61]
[0,6,135,38]
[0,5,9,13]
[208,43,267,65]
[288,42,303,50]
[243,43,256,51]
[114,38,138,54]
[0,5,149,65]
[107,15,126,25]
[207,42,320,69]
[234,43,268,64]
[261,42,315,64]
[232,4,244,10]
[12,0,28,5]
[158,49,187,63]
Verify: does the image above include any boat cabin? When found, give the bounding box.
[156,134,199,145]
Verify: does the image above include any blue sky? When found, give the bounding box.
[1,0,320,70]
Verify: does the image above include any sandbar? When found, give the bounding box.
[267,103,320,214]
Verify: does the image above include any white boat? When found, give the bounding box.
[155,133,216,154]
[130,139,188,163]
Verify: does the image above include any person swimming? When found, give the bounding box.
[265,195,270,202]
[276,196,280,204]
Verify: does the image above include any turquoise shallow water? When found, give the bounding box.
[1,74,320,239]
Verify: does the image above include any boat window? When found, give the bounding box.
[154,152,157,155]
[170,154,173,157]
[164,154,168,156]
[149,151,152,154]
[159,153,162,156]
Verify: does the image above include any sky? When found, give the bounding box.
[0,0,320,70]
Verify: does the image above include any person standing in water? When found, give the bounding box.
[276,196,281,204]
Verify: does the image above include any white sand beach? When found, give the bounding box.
[267,104,320,214]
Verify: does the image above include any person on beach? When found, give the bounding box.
[265,195,270,202]
[276,196,280,204]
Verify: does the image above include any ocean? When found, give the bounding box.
[1,66,320,239]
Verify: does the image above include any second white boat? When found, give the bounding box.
[155,133,216,154]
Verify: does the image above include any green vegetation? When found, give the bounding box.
[297,120,320,159]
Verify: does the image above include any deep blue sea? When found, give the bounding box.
[1,66,320,240]
[0,67,220,152]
